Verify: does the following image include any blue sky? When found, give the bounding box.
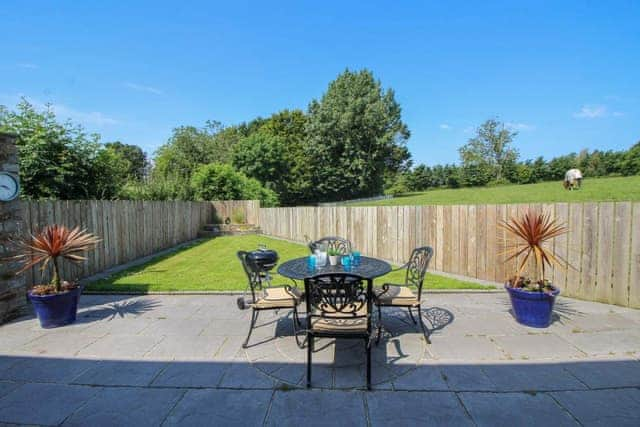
[1,1,638,165]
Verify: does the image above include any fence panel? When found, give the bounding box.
[258,201,639,308]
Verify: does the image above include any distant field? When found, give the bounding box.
[353,176,640,206]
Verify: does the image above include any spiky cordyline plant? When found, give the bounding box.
[14,225,100,293]
[499,209,567,289]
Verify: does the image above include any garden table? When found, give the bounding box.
[277,256,392,281]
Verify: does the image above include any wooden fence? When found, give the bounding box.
[19,200,259,287]
[259,202,640,308]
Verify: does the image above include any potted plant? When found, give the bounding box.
[499,209,568,328]
[327,248,341,266]
[13,225,100,328]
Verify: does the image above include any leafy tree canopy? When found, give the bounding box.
[305,69,410,201]
[459,119,519,183]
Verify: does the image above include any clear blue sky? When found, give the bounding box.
[1,0,638,165]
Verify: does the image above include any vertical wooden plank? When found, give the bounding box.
[580,203,598,301]
[552,203,569,293]
[450,205,460,275]
[595,202,614,303]
[435,205,444,271]
[628,203,640,308]
[566,203,583,297]
[476,204,487,280]
[612,202,632,307]
[495,204,507,283]
[467,205,477,278]
[442,205,452,274]
[485,205,497,282]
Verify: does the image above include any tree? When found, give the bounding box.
[305,69,411,201]
[104,141,148,181]
[620,141,640,175]
[190,163,278,206]
[459,119,519,182]
[232,110,311,205]
[0,99,129,199]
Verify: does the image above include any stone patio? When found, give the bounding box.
[1,292,640,425]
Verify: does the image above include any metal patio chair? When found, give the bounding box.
[304,272,374,389]
[374,246,434,343]
[306,236,352,255]
[237,251,302,348]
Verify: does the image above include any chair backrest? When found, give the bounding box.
[237,251,262,303]
[304,273,372,331]
[404,246,434,301]
[308,236,352,255]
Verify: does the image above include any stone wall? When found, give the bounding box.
[0,132,27,324]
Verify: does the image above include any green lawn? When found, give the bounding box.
[353,176,640,206]
[86,234,492,292]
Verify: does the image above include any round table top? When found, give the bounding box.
[277,256,392,280]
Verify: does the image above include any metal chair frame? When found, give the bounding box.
[307,236,352,255]
[304,273,374,390]
[375,246,434,344]
[237,251,302,349]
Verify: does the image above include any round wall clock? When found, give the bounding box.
[0,172,20,202]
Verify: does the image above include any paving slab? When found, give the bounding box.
[439,364,498,391]
[72,360,167,386]
[391,365,448,390]
[480,362,587,391]
[368,391,473,426]
[266,390,366,427]
[459,392,579,426]
[0,357,94,383]
[552,389,640,426]
[163,389,272,426]
[143,335,226,360]
[63,387,184,427]
[559,329,640,356]
[151,361,231,387]
[218,363,276,389]
[0,383,96,426]
[427,335,506,360]
[562,359,640,388]
[491,334,585,359]
[77,334,164,359]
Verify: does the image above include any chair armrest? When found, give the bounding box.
[390,262,409,273]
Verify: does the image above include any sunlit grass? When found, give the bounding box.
[353,176,640,206]
[86,234,493,292]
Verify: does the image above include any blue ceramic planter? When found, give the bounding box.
[505,285,559,328]
[28,286,81,328]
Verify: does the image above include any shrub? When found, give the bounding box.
[190,163,279,206]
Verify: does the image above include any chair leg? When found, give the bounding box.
[293,307,305,349]
[242,309,259,349]
[376,304,383,345]
[418,304,431,344]
[307,335,313,388]
[407,306,417,324]
[366,338,371,391]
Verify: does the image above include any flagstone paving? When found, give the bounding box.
[0,293,639,425]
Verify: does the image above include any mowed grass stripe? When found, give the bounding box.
[86,235,492,292]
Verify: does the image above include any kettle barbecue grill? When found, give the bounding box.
[237,246,279,309]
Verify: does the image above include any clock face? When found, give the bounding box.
[0,173,19,201]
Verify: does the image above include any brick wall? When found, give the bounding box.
[0,132,27,324]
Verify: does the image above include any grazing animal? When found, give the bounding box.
[563,168,583,190]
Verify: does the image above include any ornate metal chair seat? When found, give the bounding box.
[374,285,419,307]
[250,287,302,309]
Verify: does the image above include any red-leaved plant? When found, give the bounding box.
[13,225,100,295]
[499,209,568,292]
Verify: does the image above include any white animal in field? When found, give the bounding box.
[563,168,583,190]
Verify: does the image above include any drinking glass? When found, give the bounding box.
[341,255,352,271]
[307,255,317,272]
[352,250,361,266]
